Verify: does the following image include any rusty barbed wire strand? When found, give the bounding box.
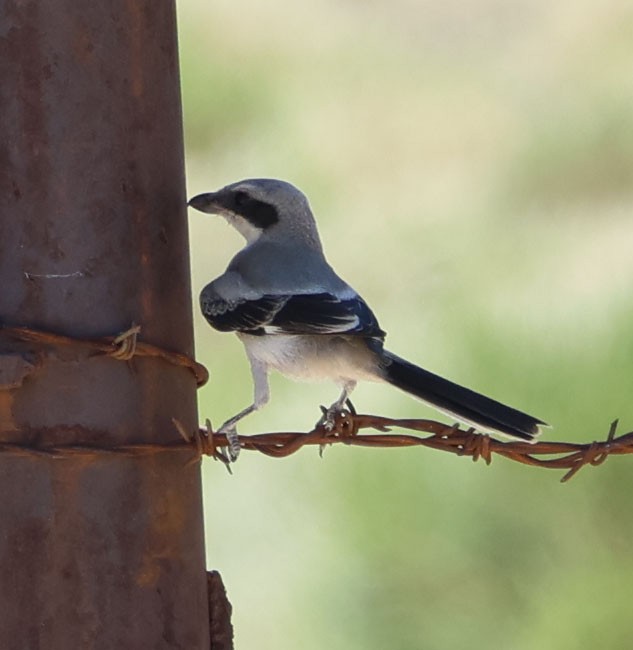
[0,411,630,482]
[1,323,631,481]
[188,412,632,482]
[1,324,209,386]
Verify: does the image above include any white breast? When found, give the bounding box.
[238,333,382,384]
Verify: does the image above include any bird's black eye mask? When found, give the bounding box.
[228,190,279,229]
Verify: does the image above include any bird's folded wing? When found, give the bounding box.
[201,291,385,339]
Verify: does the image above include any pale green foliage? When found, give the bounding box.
[180,1,633,648]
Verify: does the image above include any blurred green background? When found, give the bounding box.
[178,1,633,648]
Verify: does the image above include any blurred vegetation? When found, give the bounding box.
[179,1,633,648]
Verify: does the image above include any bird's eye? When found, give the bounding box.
[233,190,250,208]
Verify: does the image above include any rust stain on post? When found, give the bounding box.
[0,1,210,647]
[0,353,37,390]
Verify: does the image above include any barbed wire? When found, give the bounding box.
[0,410,628,482]
[2,323,631,482]
[178,412,632,482]
[1,324,209,386]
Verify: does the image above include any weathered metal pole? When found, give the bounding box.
[0,2,210,648]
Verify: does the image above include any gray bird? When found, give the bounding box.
[189,179,546,459]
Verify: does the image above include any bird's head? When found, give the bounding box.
[188,178,320,248]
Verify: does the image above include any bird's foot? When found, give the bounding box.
[317,405,337,432]
[218,422,241,462]
[316,398,357,431]
[316,399,356,456]
[316,405,339,458]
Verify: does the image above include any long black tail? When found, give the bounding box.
[381,351,546,441]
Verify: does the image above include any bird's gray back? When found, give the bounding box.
[228,241,353,296]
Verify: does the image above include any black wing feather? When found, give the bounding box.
[201,289,385,340]
[200,294,285,333]
[272,293,384,338]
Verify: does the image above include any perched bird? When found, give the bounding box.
[189,179,546,459]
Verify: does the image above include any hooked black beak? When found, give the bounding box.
[187,192,219,213]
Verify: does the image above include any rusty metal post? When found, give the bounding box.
[0,2,210,648]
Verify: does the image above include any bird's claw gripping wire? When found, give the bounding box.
[317,399,357,456]
[217,423,241,462]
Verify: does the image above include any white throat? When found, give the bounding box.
[225,213,263,244]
